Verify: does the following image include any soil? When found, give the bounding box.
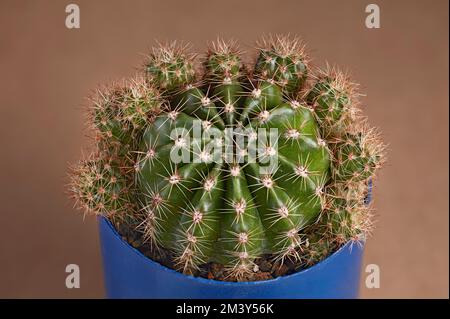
[115,222,309,282]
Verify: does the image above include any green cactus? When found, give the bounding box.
[69,36,385,281]
[145,42,196,92]
[69,157,133,222]
[302,180,373,266]
[331,128,383,183]
[306,67,360,138]
[91,78,161,140]
[89,77,163,167]
[204,40,246,125]
[255,35,308,95]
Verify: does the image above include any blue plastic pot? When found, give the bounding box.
[98,217,365,299]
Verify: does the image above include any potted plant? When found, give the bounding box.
[68,36,385,299]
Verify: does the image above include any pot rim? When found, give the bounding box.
[99,216,365,286]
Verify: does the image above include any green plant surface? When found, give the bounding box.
[69,36,385,281]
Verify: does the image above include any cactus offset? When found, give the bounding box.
[69,35,385,281]
[69,157,133,222]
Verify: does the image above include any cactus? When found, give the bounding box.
[68,156,133,223]
[69,35,385,281]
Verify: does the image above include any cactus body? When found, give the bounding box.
[134,94,330,275]
[69,36,385,281]
[69,158,132,220]
[255,36,308,95]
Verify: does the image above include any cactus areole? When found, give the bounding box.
[69,36,384,282]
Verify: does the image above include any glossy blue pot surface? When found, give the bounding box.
[98,217,364,299]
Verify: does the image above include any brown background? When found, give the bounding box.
[0,0,448,298]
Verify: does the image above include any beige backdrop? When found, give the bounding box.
[0,0,448,298]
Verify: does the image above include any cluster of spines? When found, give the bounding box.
[89,77,163,163]
[145,42,196,92]
[255,34,309,96]
[70,76,164,228]
[68,156,133,223]
[204,39,246,126]
[91,78,162,134]
[330,125,385,183]
[303,180,373,266]
[305,67,385,191]
[299,65,384,266]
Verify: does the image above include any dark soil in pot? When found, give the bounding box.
[114,220,335,282]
